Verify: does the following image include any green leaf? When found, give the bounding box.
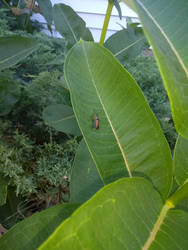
[0,74,20,116]
[36,0,53,27]
[70,140,104,203]
[122,0,136,11]
[0,175,8,207]
[0,36,38,71]
[104,25,146,63]
[122,0,188,138]
[173,135,188,185]
[0,203,80,250]
[64,41,172,199]
[0,188,21,228]
[52,4,93,49]
[43,104,81,136]
[40,178,188,250]
[112,0,122,19]
[168,179,188,207]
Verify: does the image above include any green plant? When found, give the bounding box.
[125,55,177,149]
[0,127,78,202]
[0,0,51,33]
[1,0,188,249]
[0,17,74,212]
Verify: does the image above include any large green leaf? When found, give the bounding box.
[40,178,188,250]
[36,0,53,27]
[0,73,20,116]
[122,0,188,138]
[53,4,93,49]
[43,104,81,136]
[70,140,104,203]
[173,135,188,185]
[104,25,146,63]
[0,175,8,207]
[0,203,80,250]
[0,36,38,71]
[64,41,172,199]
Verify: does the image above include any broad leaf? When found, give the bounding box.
[40,178,188,250]
[70,140,103,203]
[0,36,38,71]
[64,41,172,199]
[173,135,188,185]
[53,4,93,49]
[0,74,20,116]
[0,175,7,207]
[0,203,80,250]
[104,25,146,63]
[122,0,188,138]
[43,104,81,136]
[36,0,53,27]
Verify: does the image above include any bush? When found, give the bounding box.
[0,12,76,214]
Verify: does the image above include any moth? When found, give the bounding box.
[93,114,99,129]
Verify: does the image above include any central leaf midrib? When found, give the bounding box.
[82,43,132,178]
[60,7,78,43]
[51,114,75,124]
[142,202,172,249]
[115,37,144,56]
[0,46,35,67]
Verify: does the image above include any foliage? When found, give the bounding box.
[0,2,42,33]
[125,55,177,149]
[64,41,172,200]
[52,3,93,50]
[0,125,78,201]
[1,0,188,249]
[14,33,66,78]
[0,203,80,249]
[104,22,148,63]
[0,71,20,116]
[123,0,188,138]
[0,0,51,33]
[0,11,75,213]
[0,68,77,203]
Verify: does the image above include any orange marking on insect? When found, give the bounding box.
[93,114,99,129]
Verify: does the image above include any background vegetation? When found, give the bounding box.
[0,3,176,228]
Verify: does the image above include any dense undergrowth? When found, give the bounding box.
[0,7,176,228]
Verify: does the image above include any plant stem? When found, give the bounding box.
[2,0,11,9]
[168,180,188,206]
[99,0,113,45]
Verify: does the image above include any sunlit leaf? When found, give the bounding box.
[123,0,188,138]
[64,41,172,199]
[40,178,188,250]
[70,140,103,203]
